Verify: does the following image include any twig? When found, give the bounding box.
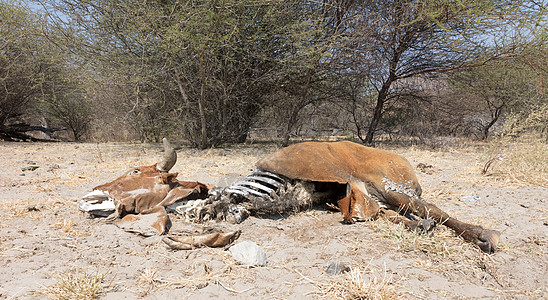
[293,269,316,284]
[216,281,252,293]
[483,253,502,286]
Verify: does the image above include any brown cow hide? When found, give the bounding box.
[114,207,171,237]
[82,181,240,249]
[163,230,241,250]
[256,141,419,222]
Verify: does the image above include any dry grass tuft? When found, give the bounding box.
[50,218,87,236]
[369,219,499,284]
[0,199,44,220]
[480,137,547,186]
[370,219,466,257]
[160,251,244,291]
[314,265,399,300]
[45,268,109,300]
[136,268,161,297]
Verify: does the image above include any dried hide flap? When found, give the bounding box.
[163,230,241,250]
[115,207,171,236]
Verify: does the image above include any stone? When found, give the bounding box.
[229,241,267,267]
[325,261,350,275]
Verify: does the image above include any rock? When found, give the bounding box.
[459,195,480,204]
[21,166,39,172]
[201,161,218,168]
[229,241,267,267]
[325,261,350,275]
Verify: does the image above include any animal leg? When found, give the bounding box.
[378,208,435,234]
[387,191,500,252]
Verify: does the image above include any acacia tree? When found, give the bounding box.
[45,0,323,147]
[449,60,538,139]
[335,0,546,144]
[0,2,40,139]
[0,1,83,140]
[43,80,93,141]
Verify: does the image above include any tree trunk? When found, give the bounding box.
[481,104,504,140]
[282,107,301,147]
[281,71,313,147]
[196,0,225,149]
[364,81,391,145]
[198,50,209,149]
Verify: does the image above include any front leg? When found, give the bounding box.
[443,217,500,253]
[378,208,436,234]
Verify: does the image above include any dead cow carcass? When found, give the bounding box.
[80,139,500,253]
[194,141,500,253]
[79,139,240,248]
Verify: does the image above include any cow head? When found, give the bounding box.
[80,138,209,235]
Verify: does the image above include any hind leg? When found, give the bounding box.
[385,191,500,252]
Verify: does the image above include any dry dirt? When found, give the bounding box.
[0,141,546,299]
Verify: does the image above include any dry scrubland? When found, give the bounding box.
[0,139,546,299]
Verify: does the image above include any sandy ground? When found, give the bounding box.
[0,141,546,299]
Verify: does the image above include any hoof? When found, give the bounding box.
[416,218,436,234]
[476,229,501,253]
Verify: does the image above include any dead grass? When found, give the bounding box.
[313,264,399,300]
[0,199,44,220]
[369,219,505,287]
[136,268,161,297]
[50,218,87,236]
[44,268,110,300]
[479,137,548,186]
[369,219,469,257]
[159,250,245,291]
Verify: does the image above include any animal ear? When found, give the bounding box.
[157,172,179,184]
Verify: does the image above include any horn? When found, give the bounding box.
[157,138,177,172]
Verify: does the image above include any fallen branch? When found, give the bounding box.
[0,123,70,142]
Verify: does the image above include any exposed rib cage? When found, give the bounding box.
[189,169,317,223]
[223,169,287,199]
